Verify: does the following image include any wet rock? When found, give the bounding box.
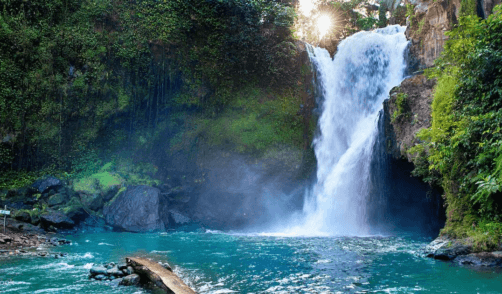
[118,263,128,270]
[32,176,62,194]
[90,265,108,276]
[48,237,71,246]
[103,185,165,232]
[455,252,502,267]
[159,262,173,272]
[123,266,134,275]
[169,210,191,226]
[120,274,140,286]
[40,210,75,229]
[109,277,123,287]
[94,274,106,281]
[425,236,472,260]
[434,244,471,260]
[107,266,125,277]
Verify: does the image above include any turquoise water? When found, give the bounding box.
[0,231,501,293]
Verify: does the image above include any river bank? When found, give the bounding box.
[1,231,502,293]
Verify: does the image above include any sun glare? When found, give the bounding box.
[298,0,317,17]
[316,14,332,39]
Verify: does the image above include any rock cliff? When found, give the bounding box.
[384,74,435,160]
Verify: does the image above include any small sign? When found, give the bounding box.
[0,210,10,215]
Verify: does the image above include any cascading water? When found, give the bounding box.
[283,25,409,236]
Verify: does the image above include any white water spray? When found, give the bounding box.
[274,26,409,236]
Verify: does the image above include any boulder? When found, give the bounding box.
[120,274,141,286]
[13,210,31,223]
[64,206,87,224]
[32,176,62,194]
[40,210,75,229]
[425,236,472,260]
[103,185,164,232]
[30,213,40,225]
[48,193,68,207]
[455,252,502,267]
[107,266,125,277]
[434,244,471,260]
[0,233,12,244]
[90,265,108,276]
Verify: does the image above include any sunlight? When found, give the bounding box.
[298,0,318,17]
[316,14,332,39]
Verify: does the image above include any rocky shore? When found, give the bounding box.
[0,218,71,257]
[89,257,196,293]
[425,236,502,267]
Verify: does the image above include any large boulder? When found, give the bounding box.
[103,185,165,232]
[40,210,75,229]
[32,176,62,194]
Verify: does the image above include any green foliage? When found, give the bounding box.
[417,18,426,34]
[460,0,478,17]
[406,3,415,27]
[391,93,409,122]
[0,0,302,177]
[392,5,407,25]
[169,86,304,155]
[377,2,388,28]
[356,16,378,30]
[413,5,502,248]
[73,171,123,194]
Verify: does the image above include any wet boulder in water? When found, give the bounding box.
[90,265,108,276]
[103,185,164,232]
[120,274,140,286]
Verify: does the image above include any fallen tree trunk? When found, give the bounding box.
[126,257,196,294]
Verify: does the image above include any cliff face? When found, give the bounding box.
[406,0,499,69]
[406,0,460,69]
[384,74,435,160]
[387,0,500,160]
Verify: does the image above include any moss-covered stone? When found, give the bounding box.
[48,193,67,207]
[13,210,31,223]
[78,192,104,212]
[73,172,124,195]
[61,197,88,224]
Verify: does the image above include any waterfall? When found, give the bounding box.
[284,26,409,236]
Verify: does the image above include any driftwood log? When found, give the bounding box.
[126,257,196,294]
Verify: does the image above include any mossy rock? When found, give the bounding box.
[104,187,127,208]
[13,210,31,223]
[48,193,68,207]
[73,172,124,195]
[78,192,104,212]
[61,197,88,224]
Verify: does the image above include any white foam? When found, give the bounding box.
[98,242,113,246]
